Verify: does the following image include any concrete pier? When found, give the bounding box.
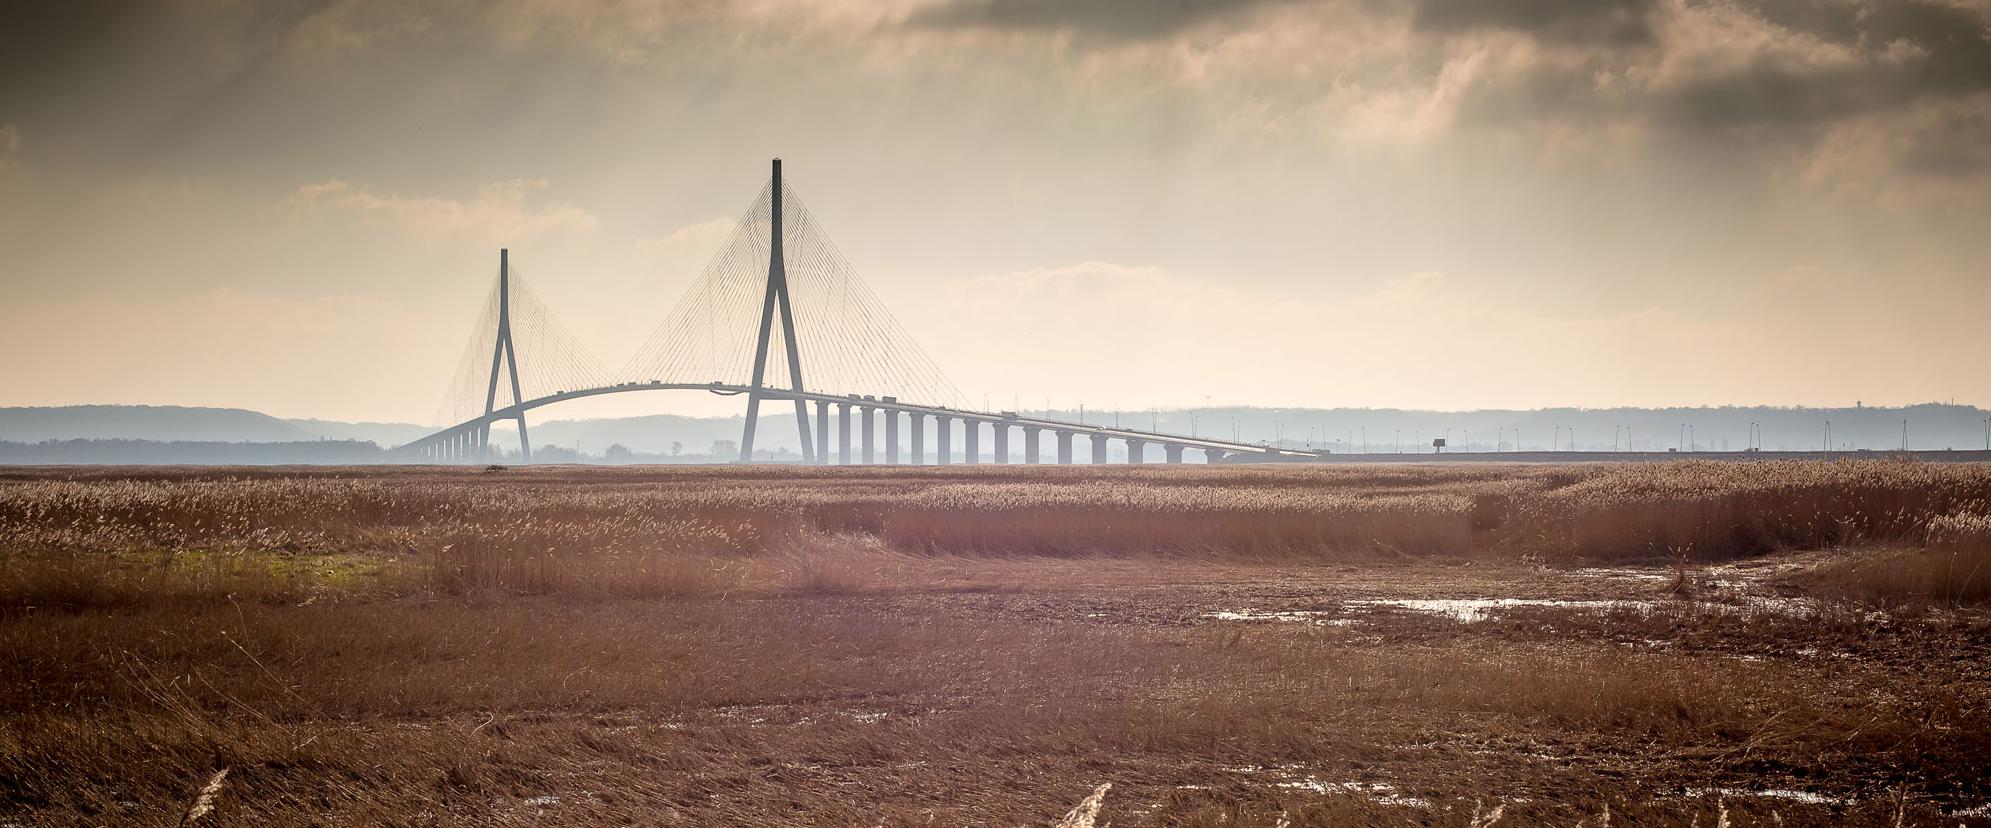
[838,403,852,465]
[860,406,875,464]
[1057,431,1074,464]
[936,416,951,465]
[1091,434,1109,464]
[816,402,831,466]
[1023,427,1040,464]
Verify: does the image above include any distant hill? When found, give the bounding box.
[0,405,316,443]
[285,418,435,447]
[522,414,808,457]
[0,438,389,465]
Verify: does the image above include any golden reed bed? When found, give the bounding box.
[2,460,1987,605]
[1,462,1987,825]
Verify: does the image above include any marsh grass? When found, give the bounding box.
[4,461,1990,609]
[5,464,1988,825]
[1799,510,1991,605]
[1509,461,1991,560]
[2,594,1980,825]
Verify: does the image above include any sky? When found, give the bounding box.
[3,0,1989,425]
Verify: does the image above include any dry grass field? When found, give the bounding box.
[1,461,1988,826]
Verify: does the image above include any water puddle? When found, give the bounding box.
[1206,593,1849,627]
[1351,598,1648,622]
[1221,765,1430,809]
[1202,610,1353,626]
[1685,787,1850,807]
[1279,779,1432,809]
[706,704,899,727]
[1571,567,1676,583]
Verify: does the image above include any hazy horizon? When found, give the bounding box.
[6,0,1991,424]
[7,400,1989,458]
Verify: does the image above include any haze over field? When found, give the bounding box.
[6,0,1991,425]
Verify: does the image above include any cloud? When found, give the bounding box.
[286,0,438,54]
[283,178,598,242]
[1658,0,1991,127]
[888,0,1991,189]
[628,217,740,281]
[0,2,134,89]
[641,217,737,251]
[1803,95,1991,202]
[0,124,18,171]
[1376,0,1991,193]
[1411,0,1657,46]
[281,0,891,63]
[905,0,1295,40]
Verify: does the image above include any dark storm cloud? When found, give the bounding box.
[0,1,331,111]
[1898,103,1991,175]
[1727,0,1863,44]
[904,0,1294,40]
[1665,0,1991,129]
[1410,0,1657,46]
[1433,0,1990,141]
[0,1,140,99]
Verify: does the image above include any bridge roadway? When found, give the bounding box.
[398,381,1319,464]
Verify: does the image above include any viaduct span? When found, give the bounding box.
[399,161,1315,466]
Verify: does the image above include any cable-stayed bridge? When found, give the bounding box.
[397,160,1319,465]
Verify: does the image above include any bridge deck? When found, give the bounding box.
[398,382,1311,461]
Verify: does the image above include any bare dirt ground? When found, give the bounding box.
[1,465,1988,826]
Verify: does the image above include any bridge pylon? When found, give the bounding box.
[485,248,532,462]
[738,158,816,463]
